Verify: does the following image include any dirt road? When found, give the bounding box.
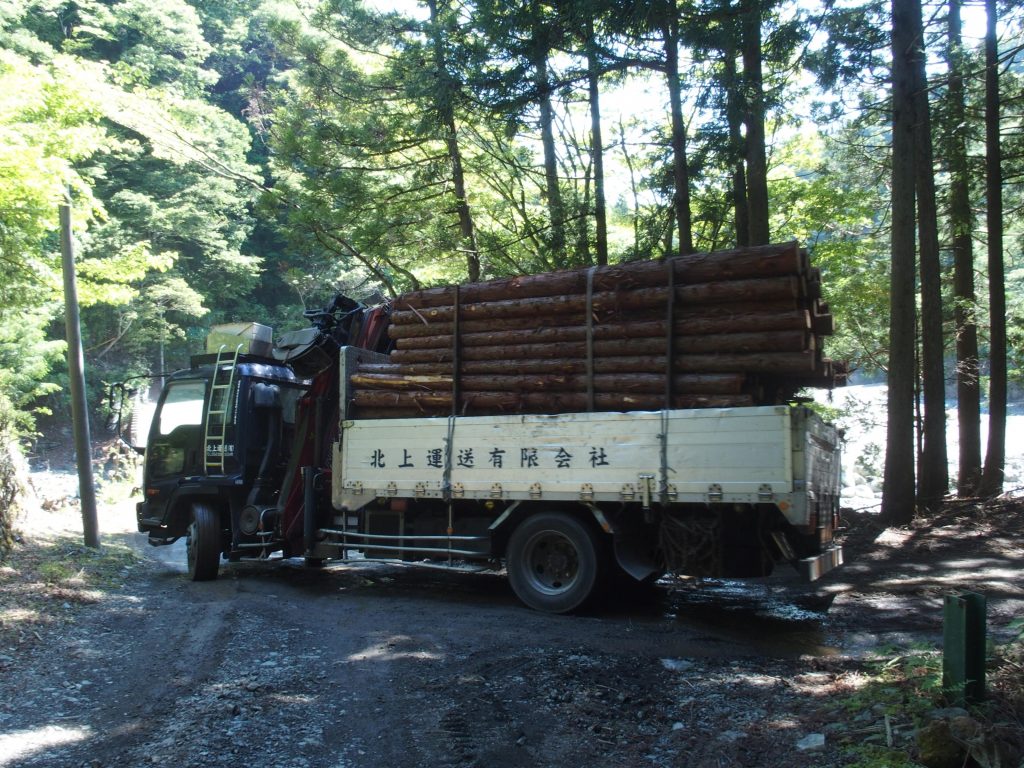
[2,477,1022,768]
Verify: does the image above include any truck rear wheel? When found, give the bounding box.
[506,512,603,614]
[187,503,221,581]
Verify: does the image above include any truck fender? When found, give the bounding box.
[163,486,225,538]
[488,501,614,557]
[491,501,658,583]
[487,501,523,554]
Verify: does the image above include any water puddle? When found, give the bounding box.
[631,578,844,658]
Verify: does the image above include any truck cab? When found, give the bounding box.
[136,350,308,576]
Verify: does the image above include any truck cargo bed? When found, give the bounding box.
[333,405,839,531]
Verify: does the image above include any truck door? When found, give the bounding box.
[144,378,208,523]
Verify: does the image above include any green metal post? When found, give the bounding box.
[943,592,986,706]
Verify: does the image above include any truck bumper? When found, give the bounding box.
[136,500,163,533]
[136,500,149,532]
[797,545,843,581]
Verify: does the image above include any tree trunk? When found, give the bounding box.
[617,123,642,256]
[391,276,804,325]
[389,330,812,362]
[586,16,608,266]
[664,9,694,255]
[741,0,770,246]
[351,390,754,414]
[882,0,918,525]
[363,351,818,377]
[427,0,481,281]
[351,371,747,394]
[393,241,807,309]
[979,0,1006,497]
[946,0,982,496]
[911,0,948,509]
[391,312,813,346]
[724,35,750,247]
[533,37,566,259]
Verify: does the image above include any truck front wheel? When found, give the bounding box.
[506,512,603,613]
[187,503,222,581]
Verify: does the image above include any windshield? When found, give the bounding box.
[158,380,207,435]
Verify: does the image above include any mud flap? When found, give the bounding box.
[612,527,660,582]
[796,545,844,581]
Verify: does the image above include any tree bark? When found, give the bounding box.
[586,16,609,266]
[351,371,747,394]
[351,390,755,413]
[392,313,814,347]
[532,30,567,259]
[389,330,812,362]
[426,0,481,282]
[392,242,806,309]
[390,276,803,325]
[882,0,919,525]
[910,0,949,508]
[724,42,750,247]
[663,7,694,255]
[979,0,1006,497]
[946,0,981,496]
[741,0,770,245]
[362,350,818,377]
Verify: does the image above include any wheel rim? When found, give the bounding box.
[521,529,580,596]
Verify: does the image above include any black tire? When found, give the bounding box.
[506,512,604,613]
[187,503,222,581]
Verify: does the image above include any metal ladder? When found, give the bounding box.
[204,344,242,475]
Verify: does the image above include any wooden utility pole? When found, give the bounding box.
[60,191,100,549]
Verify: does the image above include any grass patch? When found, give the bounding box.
[983,622,1024,759]
[849,644,944,717]
[841,743,923,768]
[0,533,142,652]
[825,632,1024,767]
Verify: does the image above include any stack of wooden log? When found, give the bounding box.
[349,241,842,418]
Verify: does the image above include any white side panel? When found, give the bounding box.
[336,406,797,510]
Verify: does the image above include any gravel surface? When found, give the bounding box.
[1,464,1021,768]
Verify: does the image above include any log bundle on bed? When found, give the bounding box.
[348,241,843,418]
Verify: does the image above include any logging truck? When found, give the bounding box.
[135,288,844,614]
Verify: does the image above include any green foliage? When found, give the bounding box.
[1006,265,1024,385]
[833,646,944,724]
[0,49,106,297]
[769,126,891,373]
[263,3,479,294]
[0,47,113,424]
[1007,617,1024,644]
[840,744,923,768]
[0,307,65,423]
[109,0,215,91]
[0,393,27,557]
[0,0,1020,464]
[11,533,141,591]
[805,401,843,425]
[0,0,265,414]
[826,645,945,766]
